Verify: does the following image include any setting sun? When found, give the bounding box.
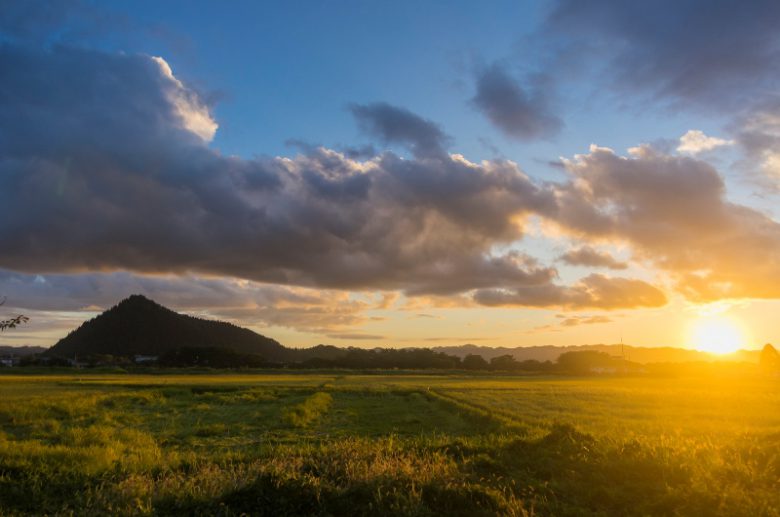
[690,317,745,354]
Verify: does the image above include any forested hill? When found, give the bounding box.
[47,295,289,361]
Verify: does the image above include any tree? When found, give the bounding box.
[462,353,489,370]
[759,343,779,372]
[556,350,614,374]
[490,354,520,371]
[0,298,28,331]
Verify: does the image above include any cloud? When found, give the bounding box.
[558,315,613,327]
[677,130,733,155]
[558,246,627,270]
[551,145,780,301]
[536,0,780,189]
[326,333,385,341]
[733,97,780,185]
[0,44,571,298]
[348,102,449,159]
[527,313,613,333]
[0,43,679,313]
[0,269,374,335]
[7,42,780,311]
[473,273,666,309]
[151,56,217,142]
[471,63,562,141]
[545,0,780,111]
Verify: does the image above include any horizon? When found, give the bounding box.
[3,1,780,354]
[0,294,769,361]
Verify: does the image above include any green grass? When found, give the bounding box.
[0,372,778,515]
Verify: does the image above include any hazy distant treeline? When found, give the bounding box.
[11,345,778,376]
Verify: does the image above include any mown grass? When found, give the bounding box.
[0,372,778,515]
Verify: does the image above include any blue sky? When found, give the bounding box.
[87,1,701,164]
[120,1,547,159]
[2,0,780,351]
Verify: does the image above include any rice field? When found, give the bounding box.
[0,371,778,515]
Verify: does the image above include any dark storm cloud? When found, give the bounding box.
[471,63,562,140]
[558,246,628,270]
[545,0,780,110]
[348,102,450,158]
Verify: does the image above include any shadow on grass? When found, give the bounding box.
[155,472,515,517]
[494,424,779,516]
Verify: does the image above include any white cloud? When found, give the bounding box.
[677,130,733,155]
[152,56,218,142]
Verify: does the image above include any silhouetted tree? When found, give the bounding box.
[490,354,520,371]
[760,343,779,372]
[556,350,614,374]
[0,298,28,331]
[517,359,555,372]
[462,354,489,370]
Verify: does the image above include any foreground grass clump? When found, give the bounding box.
[283,391,333,428]
[0,372,778,515]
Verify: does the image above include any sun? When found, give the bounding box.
[689,317,745,354]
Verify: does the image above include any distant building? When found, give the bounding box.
[0,355,18,367]
[134,355,158,364]
[67,356,89,368]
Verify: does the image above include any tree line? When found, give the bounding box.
[15,347,634,374]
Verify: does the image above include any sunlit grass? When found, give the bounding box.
[0,372,778,515]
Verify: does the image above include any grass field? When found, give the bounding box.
[0,371,778,515]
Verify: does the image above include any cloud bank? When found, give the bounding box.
[553,145,780,302]
[0,42,674,313]
[4,34,780,322]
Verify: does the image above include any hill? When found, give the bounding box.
[47,295,289,361]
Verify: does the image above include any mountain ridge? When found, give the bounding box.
[431,343,760,364]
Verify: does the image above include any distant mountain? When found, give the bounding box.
[0,345,48,356]
[48,295,289,361]
[432,343,760,364]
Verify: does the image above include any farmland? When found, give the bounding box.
[0,371,778,516]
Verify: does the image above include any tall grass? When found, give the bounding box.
[0,373,778,515]
[283,391,333,427]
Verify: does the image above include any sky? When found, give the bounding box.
[2,0,780,352]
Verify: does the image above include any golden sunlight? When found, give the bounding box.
[689,316,745,354]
